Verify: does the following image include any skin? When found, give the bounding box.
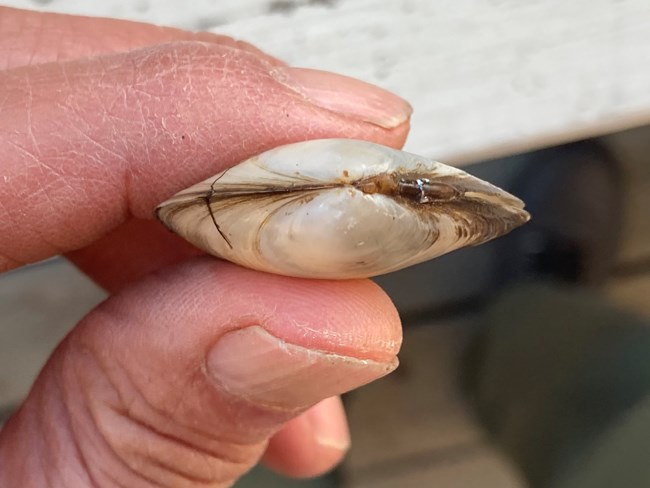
[0,7,410,487]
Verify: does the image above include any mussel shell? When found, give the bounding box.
[155,139,529,279]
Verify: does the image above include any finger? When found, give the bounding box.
[0,6,284,69]
[68,218,205,292]
[0,259,402,486]
[262,396,350,478]
[0,41,411,273]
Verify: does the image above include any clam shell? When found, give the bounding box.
[156,139,530,279]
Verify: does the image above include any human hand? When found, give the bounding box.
[0,6,410,487]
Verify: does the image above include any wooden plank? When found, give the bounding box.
[6,0,650,165]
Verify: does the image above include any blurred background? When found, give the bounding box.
[2,1,650,487]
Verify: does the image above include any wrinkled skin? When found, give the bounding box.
[0,6,410,487]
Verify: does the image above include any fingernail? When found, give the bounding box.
[207,326,398,410]
[273,67,412,129]
[308,397,351,452]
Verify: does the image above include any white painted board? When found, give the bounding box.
[4,0,650,164]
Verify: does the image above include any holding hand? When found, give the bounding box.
[0,6,410,487]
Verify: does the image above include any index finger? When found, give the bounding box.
[0,41,411,272]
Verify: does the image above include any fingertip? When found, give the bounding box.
[385,119,411,149]
[275,67,412,131]
[262,396,350,479]
[194,261,403,361]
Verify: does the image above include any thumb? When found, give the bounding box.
[0,259,401,487]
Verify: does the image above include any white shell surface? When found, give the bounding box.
[156,139,529,279]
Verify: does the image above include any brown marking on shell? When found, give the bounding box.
[353,172,462,204]
[158,169,528,253]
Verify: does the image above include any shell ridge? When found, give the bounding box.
[252,190,324,268]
